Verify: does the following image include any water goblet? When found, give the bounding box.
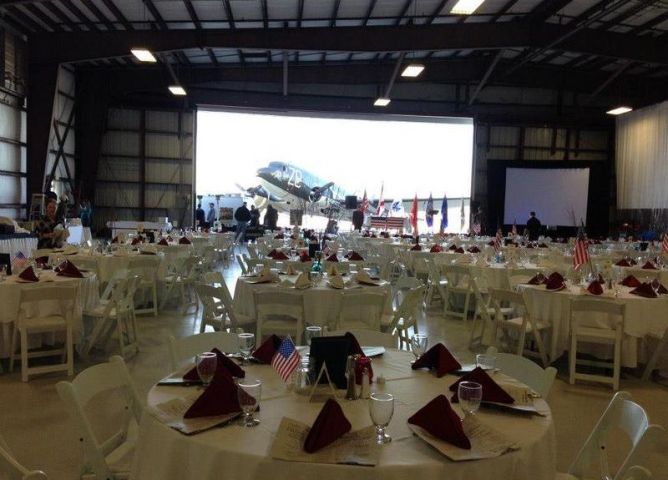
[237,378,262,427]
[410,334,428,363]
[476,353,497,373]
[369,392,394,444]
[195,352,217,388]
[238,332,255,365]
[458,381,483,416]
[305,325,322,346]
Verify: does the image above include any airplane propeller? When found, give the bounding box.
[308,182,335,203]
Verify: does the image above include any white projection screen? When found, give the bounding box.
[503,168,590,227]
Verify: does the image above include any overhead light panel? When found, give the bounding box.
[131,48,157,63]
[374,97,391,107]
[401,64,425,78]
[606,106,632,115]
[169,85,187,96]
[450,0,485,15]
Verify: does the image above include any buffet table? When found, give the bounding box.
[130,348,556,480]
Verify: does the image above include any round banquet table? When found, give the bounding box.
[49,251,165,284]
[130,349,556,480]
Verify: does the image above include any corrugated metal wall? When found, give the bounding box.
[95,107,194,232]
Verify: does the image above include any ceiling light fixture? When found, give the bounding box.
[606,106,632,115]
[401,64,425,77]
[131,48,157,63]
[169,85,187,96]
[450,0,485,15]
[374,97,391,107]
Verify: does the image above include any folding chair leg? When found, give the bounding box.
[641,335,668,381]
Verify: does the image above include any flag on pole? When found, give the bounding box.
[573,223,590,270]
[12,251,27,270]
[425,193,434,228]
[511,221,517,236]
[662,232,668,255]
[494,229,503,252]
[410,193,419,237]
[375,182,385,216]
[460,197,465,232]
[440,194,448,231]
[271,336,301,382]
[361,189,369,213]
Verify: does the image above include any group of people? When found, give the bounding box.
[195,201,279,244]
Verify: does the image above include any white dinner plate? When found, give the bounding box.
[361,346,385,357]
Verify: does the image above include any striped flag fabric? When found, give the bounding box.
[12,251,27,270]
[573,224,590,270]
[662,233,668,255]
[410,193,419,237]
[361,189,369,213]
[511,221,517,236]
[493,229,503,252]
[271,336,301,382]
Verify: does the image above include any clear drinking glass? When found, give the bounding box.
[238,333,255,364]
[237,378,262,427]
[305,325,322,346]
[369,392,394,444]
[195,352,217,388]
[410,334,428,362]
[458,381,483,416]
[476,354,497,372]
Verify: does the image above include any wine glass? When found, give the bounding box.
[305,325,322,346]
[238,332,255,364]
[369,392,394,444]
[196,352,217,388]
[410,334,428,363]
[237,378,261,427]
[458,381,483,416]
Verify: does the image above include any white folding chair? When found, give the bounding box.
[236,254,249,275]
[469,276,512,350]
[200,273,255,333]
[615,424,665,480]
[10,284,78,382]
[423,258,447,307]
[556,392,651,480]
[129,256,159,316]
[325,328,397,348]
[160,255,200,313]
[641,323,668,381]
[441,264,473,320]
[0,434,49,479]
[168,332,241,371]
[196,283,233,333]
[486,347,557,399]
[56,356,143,480]
[254,290,305,345]
[488,287,551,367]
[569,297,625,390]
[333,290,387,332]
[392,272,424,310]
[384,285,425,350]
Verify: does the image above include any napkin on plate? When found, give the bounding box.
[183,374,242,419]
[430,244,442,253]
[528,272,547,285]
[356,270,375,285]
[621,275,641,287]
[274,233,284,239]
[449,367,514,404]
[411,343,462,377]
[131,237,141,246]
[410,244,422,251]
[295,272,312,289]
[347,251,364,261]
[451,244,461,250]
[56,260,83,278]
[615,258,631,267]
[183,348,245,381]
[111,236,120,244]
[179,237,192,245]
[303,398,352,453]
[157,238,169,246]
[299,253,311,263]
[407,395,470,450]
[326,254,338,262]
[454,247,465,254]
[327,263,339,277]
[18,266,39,282]
[252,334,282,363]
[468,246,481,253]
[328,274,344,289]
[641,261,658,270]
[266,249,277,258]
[586,280,604,295]
[273,251,289,260]
[547,272,564,283]
[545,276,566,291]
[629,282,659,298]
[285,264,297,275]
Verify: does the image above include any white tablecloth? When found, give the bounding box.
[66,226,92,244]
[50,252,166,283]
[0,272,99,357]
[0,234,38,260]
[130,349,556,480]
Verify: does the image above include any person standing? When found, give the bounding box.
[195,203,205,228]
[526,211,542,241]
[265,204,278,232]
[234,202,252,244]
[206,202,216,227]
[352,207,364,232]
[249,205,260,228]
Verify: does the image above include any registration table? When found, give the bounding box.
[0,271,99,358]
[130,349,555,480]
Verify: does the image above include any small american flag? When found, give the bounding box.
[662,233,668,255]
[493,229,503,252]
[361,189,369,213]
[12,251,27,270]
[573,224,589,270]
[271,336,301,382]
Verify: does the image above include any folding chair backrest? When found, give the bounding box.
[0,435,49,479]
[335,291,387,331]
[18,285,77,321]
[100,269,131,302]
[168,332,241,371]
[202,271,225,287]
[325,329,397,348]
[494,352,557,399]
[615,425,665,480]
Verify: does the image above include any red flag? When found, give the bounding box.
[662,233,668,255]
[361,189,369,213]
[410,193,418,237]
[375,183,385,216]
[573,224,589,270]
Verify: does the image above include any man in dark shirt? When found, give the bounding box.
[526,211,542,241]
[234,202,252,244]
[195,203,206,228]
[352,207,364,232]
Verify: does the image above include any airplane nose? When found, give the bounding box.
[257,167,272,179]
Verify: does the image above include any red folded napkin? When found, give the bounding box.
[629,282,659,298]
[450,367,514,404]
[407,395,470,450]
[183,374,242,418]
[411,343,462,378]
[615,259,632,267]
[325,254,338,262]
[410,244,422,251]
[454,247,465,254]
[179,237,192,245]
[303,398,352,453]
[486,240,495,246]
[273,251,289,260]
[252,334,282,363]
[131,237,141,246]
[528,272,547,285]
[450,244,460,250]
[658,283,668,294]
[274,234,284,239]
[56,260,83,278]
[183,348,245,381]
[430,244,442,253]
[157,238,169,246]
[370,233,378,238]
[545,276,565,291]
[642,261,657,270]
[547,272,564,283]
[347,251,364,261]
[621,275,641,287]
[468,246,481,253]
[363,232,370,238]
[587,280,604,295]
[111,236,119,244]
[299,253,311,263]
[267,249,277,258]
[526,244,535,249]
[18,266,39,282]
